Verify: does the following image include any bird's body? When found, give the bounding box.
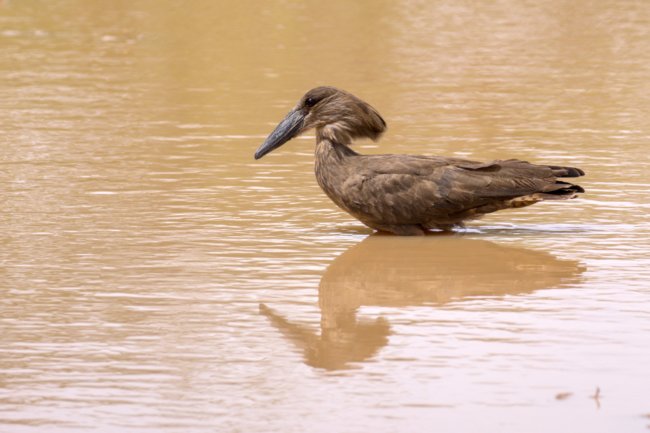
[255,87,584,235]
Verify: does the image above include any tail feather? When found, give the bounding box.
[544,180,585,195]
[541,164,586,196]
[548,165,585,178]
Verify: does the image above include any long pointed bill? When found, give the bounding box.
[254,109,305,160]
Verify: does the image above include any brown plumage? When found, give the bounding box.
[254,86,585,235]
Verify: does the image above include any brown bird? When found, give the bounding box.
[254,86,585,235]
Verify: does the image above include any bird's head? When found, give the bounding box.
[254,86,386,160]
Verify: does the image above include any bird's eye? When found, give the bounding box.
[305,97,317,107]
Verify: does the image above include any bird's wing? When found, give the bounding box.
[341,155,582,224]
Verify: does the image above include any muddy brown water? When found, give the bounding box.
[1,1,650,432]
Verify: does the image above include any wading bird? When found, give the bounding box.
[254,87,584,235]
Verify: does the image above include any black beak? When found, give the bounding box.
[254,109,305,160]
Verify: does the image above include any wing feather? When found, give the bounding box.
[339,155,583,225]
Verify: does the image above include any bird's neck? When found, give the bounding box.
[314,138,358,209]
[314,137,358,163]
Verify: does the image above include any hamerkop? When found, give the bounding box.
[254,87,585,235]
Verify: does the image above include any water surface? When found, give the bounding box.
[1,1,650,432]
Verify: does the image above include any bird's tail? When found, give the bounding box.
[548,165,585,178]
[540,164,585,198]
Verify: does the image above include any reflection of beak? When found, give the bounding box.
[259,303,389,371]
[254,109,305,159]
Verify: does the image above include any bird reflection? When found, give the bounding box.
[260,234,584,370]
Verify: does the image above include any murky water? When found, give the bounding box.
[2,1,650,432]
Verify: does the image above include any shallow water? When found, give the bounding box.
[1,1,650,432]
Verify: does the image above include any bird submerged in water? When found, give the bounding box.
[254,87,585,235]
